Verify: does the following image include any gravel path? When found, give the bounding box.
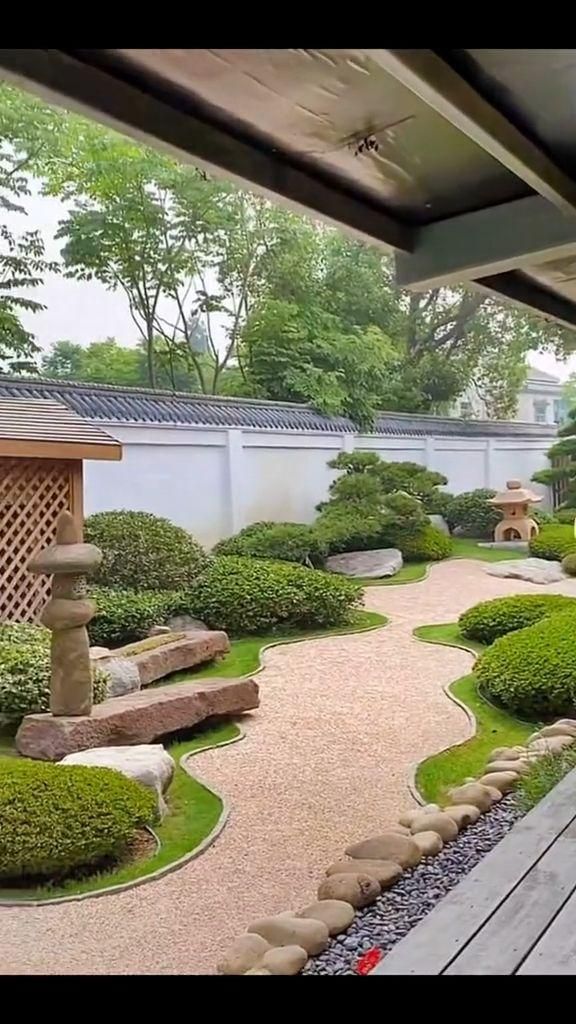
[3,560,576,975]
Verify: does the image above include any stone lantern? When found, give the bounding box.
[488,479,542,543]
[28,511,102,716]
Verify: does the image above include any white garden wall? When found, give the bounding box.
[83,422,553,548]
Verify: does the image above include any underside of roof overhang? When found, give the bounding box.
[3,48,576,328]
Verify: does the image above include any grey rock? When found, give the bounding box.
[90,653,141,698]
[428,514,450,535]
[166,614,208,633]
[485,557,566,585]
[60,743,175,817]
[325,548,403,579]
[148,625,172,637]
[478,540,529,551]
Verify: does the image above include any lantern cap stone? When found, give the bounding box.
[28,542,102,576]
[489,479,542,506]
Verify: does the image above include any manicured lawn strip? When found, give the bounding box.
[0,721,238,903]
[360,537,526,586]
[413,622,534,804]
[168,609,387,681]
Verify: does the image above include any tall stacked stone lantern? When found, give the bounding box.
[28,511,102,716]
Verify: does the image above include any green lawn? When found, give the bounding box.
[360,536,526,586]
[413,622,535,804]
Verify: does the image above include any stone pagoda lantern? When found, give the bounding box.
[28,511,102,716]
[488,479,542,543]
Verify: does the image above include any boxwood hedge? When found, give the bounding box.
[459,594,576,646]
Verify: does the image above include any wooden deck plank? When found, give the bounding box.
[372,769,576,976]
[445,819,576,975]
[517,888,576,974]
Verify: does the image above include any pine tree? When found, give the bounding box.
[532,408,576,508]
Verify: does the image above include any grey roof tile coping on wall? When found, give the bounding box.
[0,376,558,439]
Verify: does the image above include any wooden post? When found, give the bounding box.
[69,460,84,539]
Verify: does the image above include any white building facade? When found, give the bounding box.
[456,366,567,426]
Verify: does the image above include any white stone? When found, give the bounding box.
[485,558,566,585]
[92,654,141,698]
[60,743,175,817]
[166,614,208,632]
[325,548,403,579]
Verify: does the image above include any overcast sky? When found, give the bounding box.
[10,183,576,383]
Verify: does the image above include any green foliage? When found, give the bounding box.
[85,511,209,591]
[529,524,576,562]
[397,524,453,562]
[562,553,576,576]
[187,556,360,635]
[533,407,576,508]
[314,506,394,556]
[515,747,576,812]
[0,760,156,881]
[424,489,455,520]
[459,594,576,646]
[327,452,446,501]
[0,623,107,719]
[554,507,576,525]
[213,521,326,566]
[476,611,576,718]
[88,587,186,648]
[447,488,501,538]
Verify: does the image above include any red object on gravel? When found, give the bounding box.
[355,947,383,974]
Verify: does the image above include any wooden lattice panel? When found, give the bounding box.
[0,458,72,623]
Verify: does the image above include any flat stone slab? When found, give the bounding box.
[478,540,529,551]
[486,557,566,585]
[325,548,403,579]
[128,631,230,687]
[16,677,259,760]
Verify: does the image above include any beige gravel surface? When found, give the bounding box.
[3,559,576,975]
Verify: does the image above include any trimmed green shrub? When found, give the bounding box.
[447,489,500,538]
[0,624,107,720]
[89,587,188,648]
[213,521,327,566]
[314,506,395,556]
[476,610,576,718]
[0,760,156,881]
[562,553,576,576]
[459,594,576,646]
[516,747,576,812]
[529,524,576,562]
[187,556,360,635]
[397,524,453,562]
[531,507,556,527]
[85,510,209,591]
[555,507,576,525]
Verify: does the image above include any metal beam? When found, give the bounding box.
[396,194,576,290]
[476,271,576,330]
[366,49,576,215]
[0,48,414,254]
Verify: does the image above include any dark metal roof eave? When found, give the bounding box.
[0,377,558,440]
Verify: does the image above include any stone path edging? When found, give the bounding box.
[0,728,245,908]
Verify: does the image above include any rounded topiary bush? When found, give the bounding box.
[529,524,576,562]
[0,623,107,719]
[562,553,576,577]
[447,488,500,538]
[84,511,209,591]
[213,521,327,566]
[397,524,453,562]
[476,610,576,719]
[314,507,393,556]
[0,760,157,881]
[459,594,576,646]
[424,489,455,521]
[88,587,187,648]
[187,556,360,635]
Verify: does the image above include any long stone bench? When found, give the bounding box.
[16,676,259,760]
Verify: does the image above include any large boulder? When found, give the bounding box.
[428,514,450,536]
[485,558,566,585]
[128,632,230,686]
[325,548,403,579]
[16,677,259,760]
[60,743,175,817]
